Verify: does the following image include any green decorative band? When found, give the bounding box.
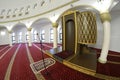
[100,12,111,23]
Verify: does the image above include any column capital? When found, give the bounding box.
[27,27,32,31]
[52,22,58,28]
[100,12,111,23]
[8,30,12,34]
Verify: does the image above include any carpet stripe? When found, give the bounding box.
[25,44,34,63]
[4,44,21,80]
[42,44,53,48]
[33,44,46,53]
[0,45,8,50]
[31,44,102,80]
[25,44,45,80]
[107,61,120,65]
[0,44,18,80]
[97,52,120,57]
[0,46,10,57]
[108,54,120,57]
[0,46,9,52]
[10,43,37,80]
[34,43,52,50]
[0,45,14,60]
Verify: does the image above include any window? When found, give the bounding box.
[26,5,30,11]
[33,31,37,42]
[40,1,45,6]
[33,3,37,9]
[1,9,5,15]
[12,33,15,43]
[41,30,45,42]
[7,9,11,15]
[0,31,5,36]
[20,7,24,12]
[59,28,62,42]
[14,8,18,14]
[19,32,22,43]
[26,32,29,41]
[50,28,53,42]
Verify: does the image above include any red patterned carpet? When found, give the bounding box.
[0,44,19,80]
[0,46,10,57]
[30,43,101,80]
[1,43,117,80]
[33,43,52,50]
[28,43,49,62]
[0,45,8,49]
[10,44,37,80]
[97,53,120,77]
[91,48,120,77]
[97,62,120,77]
[0,45,7,50]
[54,50,74,59]
[41,60,101,80]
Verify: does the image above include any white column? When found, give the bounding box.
[98,12,111,63]
[27,27,32,46]
[52,22,58,48]
[8,31,12,46]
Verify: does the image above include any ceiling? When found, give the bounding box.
[0,0,120,27]
[111,0,120,11]
[32,18,52,27]
[0,0,119,13]
[0,0,37,9]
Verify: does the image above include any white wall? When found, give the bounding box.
[12,26,27,43]
[41,24,52,43]
[0,28,9,45]
[110,11,120,52]
[90,11,120,52]
[0,11,119,52]
[58,20,62,43]
[32,20,62,43]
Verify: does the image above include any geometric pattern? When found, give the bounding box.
[30,58,56,74]
[77,11,97,44]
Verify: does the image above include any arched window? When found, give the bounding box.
[20,7,24,12]
[19,32,22,43]
[41,30,45,42]
[26,32,29,41]
[33,31,37,42]
[7,9,11,15]
[12,33,15,43]
[59,28,62,42]
[33,3,37,9]
[26,5,30,11]
[14,8,18,14]
[50,28,53,42]
[0,31,5,36]
[1,9,5,15]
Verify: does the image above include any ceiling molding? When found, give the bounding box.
[0,0,78,24]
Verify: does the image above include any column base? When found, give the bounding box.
[53,47,57,49]
[98,57,107,64]
[9,44,12,47]
[29,44,32,46]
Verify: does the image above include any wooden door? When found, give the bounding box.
[65,19,75,52]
